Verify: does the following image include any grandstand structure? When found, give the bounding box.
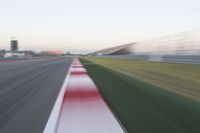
[89,30,200,56]
[88,30,200,64]
[88,43,135,56]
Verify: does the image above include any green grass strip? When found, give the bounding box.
[80,58,200,133]
[83,57,200,102]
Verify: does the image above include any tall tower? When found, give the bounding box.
[11,37,18,52]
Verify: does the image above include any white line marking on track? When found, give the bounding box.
[43,65,72,133]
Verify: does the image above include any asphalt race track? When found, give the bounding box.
[0,57,73,133]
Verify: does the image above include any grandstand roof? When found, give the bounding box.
[88,43,135,55]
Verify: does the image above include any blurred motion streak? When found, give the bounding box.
[56,59,125,133]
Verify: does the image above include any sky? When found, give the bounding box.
[0,0,200,54]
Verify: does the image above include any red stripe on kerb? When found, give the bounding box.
[72,65,83,68]
[64,89,101,101]
[70,71,87,75]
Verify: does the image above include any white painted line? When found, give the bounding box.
[71,64,83,67]
[43,66,71,133]
[70,67,87,73]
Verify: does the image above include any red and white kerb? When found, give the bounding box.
[56,59,125,133]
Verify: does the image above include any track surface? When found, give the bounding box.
[0,57,73,133]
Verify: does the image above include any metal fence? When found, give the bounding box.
[101,30,200,64]
[131,30,200,56]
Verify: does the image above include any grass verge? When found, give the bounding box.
[80,58,200,133]
[82,57,200,102]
